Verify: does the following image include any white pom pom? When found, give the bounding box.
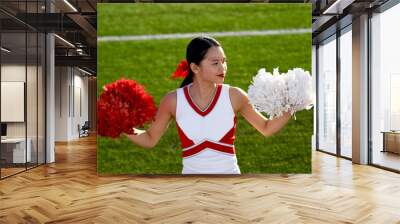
[248,68,289,118]
[247,67,315,119]
[284,68,315,113]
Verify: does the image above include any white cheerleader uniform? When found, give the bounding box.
[175,83,240,174]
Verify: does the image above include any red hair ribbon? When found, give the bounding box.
[171,59,189,79]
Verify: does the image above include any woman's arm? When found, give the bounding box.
[123,91,176,148]
[230,87,291,137]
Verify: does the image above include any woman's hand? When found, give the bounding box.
[122,128,140,137]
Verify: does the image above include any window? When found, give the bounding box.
[370,2,400,171]
[339,27,352,158]
[317,35,337,155]
[0,1,46,179]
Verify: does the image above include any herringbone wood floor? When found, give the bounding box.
[1,135,400,223]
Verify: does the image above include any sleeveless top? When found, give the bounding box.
[175,83,240,174]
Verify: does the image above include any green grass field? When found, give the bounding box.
[98,3,310,36]
[97,3,312,174]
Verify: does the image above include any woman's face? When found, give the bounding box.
[193,46,227,84]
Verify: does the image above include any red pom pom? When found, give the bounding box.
[97,79,157,138]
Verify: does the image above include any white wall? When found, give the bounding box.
[54,67,89,141]
[73,72,89,137]
[55,66,69,141]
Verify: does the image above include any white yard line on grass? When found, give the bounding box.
[98,28,311,42]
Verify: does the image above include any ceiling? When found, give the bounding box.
[0,0,97,75]
[312,0,390,43]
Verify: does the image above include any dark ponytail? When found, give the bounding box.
[180,36,221,88]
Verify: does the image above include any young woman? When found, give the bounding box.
[125,36,292,174]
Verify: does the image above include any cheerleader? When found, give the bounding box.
[124,36,292,174]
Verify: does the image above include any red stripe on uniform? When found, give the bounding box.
[176,122,195,148]
[219,116,237,145]
[182,141,235,157]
